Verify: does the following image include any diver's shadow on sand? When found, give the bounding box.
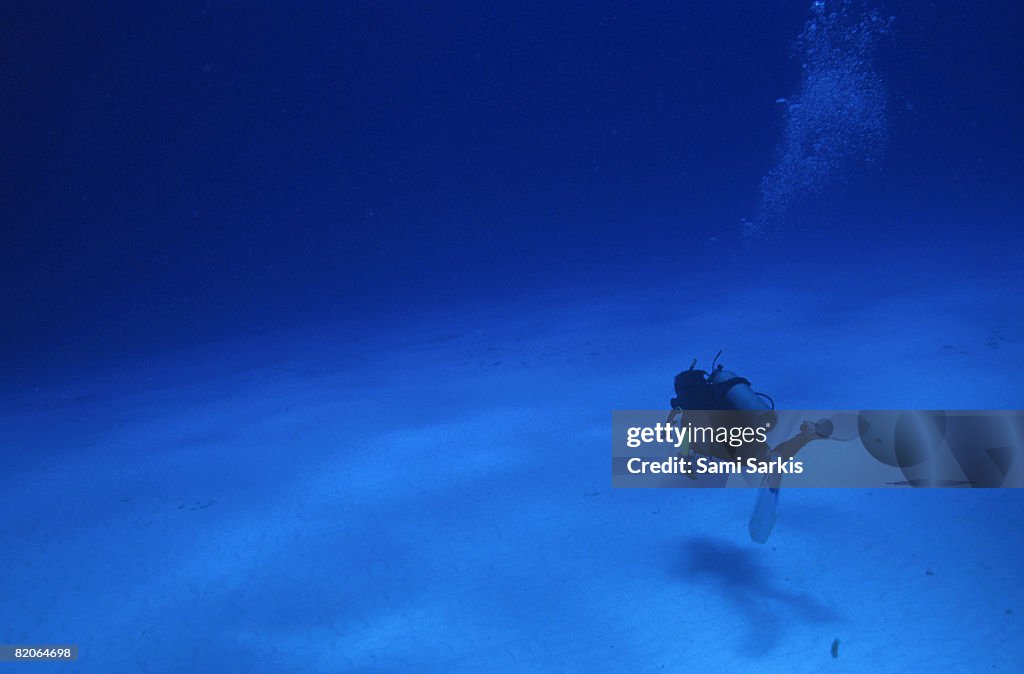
[673,536,840,655]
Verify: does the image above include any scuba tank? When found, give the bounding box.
[707,366,778,430]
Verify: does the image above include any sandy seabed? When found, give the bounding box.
[2,274,1022,673]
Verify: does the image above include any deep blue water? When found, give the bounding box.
[5,0,1022,381]
[2,1,1022,671]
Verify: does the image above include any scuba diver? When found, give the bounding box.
[667,352,833,543]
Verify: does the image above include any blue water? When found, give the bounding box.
[2,1,1022,671]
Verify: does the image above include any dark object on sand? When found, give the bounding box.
[831,638,840,659]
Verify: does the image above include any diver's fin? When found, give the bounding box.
[748,481,779,544]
